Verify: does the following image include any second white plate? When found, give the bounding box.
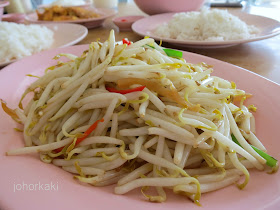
[132,10,280,48]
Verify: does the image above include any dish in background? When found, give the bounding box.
[25,7,116,29]
[0,23,88,68]
[132,10,280,48]
[134,0,205,15]
[0,44,279,210]
[1,13,25,23]
[0,1,9,21]
[112,15,144,31]
[36,6,100,21]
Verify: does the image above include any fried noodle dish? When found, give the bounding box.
[36,5,100,21]
[3,30,278,205]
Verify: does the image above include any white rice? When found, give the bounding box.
[0,22,54,63]
[154,9,259,41]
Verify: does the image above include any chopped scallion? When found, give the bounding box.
[231,134,278,168]
[145,45,183,59]
[163,48,183,59]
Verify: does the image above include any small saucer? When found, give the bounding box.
[112,15,144,31]
[2,13,26,23]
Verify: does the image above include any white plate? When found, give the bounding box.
[0,23,88,68]
[25,8,117,29]
[132,10,280,48]
[0,45,280,210]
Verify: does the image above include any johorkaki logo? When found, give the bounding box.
[13,181,59,192]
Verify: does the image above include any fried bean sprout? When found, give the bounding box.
[3,30,278,205]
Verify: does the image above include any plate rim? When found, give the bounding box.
[45,23,88,48]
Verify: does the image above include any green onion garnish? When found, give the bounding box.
[146,44,155,49]
[231,134,278,168]
[163,49,183,59]
[145,45,183,59]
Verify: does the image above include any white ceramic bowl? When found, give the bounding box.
[134,0,205,15]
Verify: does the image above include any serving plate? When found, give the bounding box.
[0,45,280,210]
[132,10,280,48]
[25,7,117,29]
[0,23,88,68]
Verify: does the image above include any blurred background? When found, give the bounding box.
[3,0,280,14]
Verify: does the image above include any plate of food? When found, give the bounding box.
[0,31,279,210]
[0,22,88,68]
[132,9,280,48]
[25,6,117,29]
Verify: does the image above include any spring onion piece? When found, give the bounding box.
[163,48,183,59]
[146,44,183,59]
[146,44,155,49]
[231,134,278,168]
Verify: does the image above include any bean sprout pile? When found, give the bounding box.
[3,30,278,205]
